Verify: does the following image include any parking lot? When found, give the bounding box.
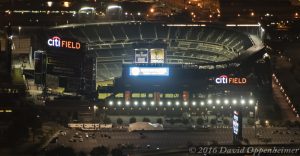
[45,127,300,154]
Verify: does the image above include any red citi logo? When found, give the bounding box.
[215,75,247,84]
[48,36,81,50]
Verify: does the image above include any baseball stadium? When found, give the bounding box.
[42,21,270,119]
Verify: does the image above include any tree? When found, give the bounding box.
[247,118,255,126]
[210,119,217,125]
[142,117,150,122]
[182,118,189,125]
[196,118,204,125]
[45,146,76,156]
[223,118,230,126]
[90,146,109,156]
[156,118,163,124]
[111,148,123,156]
[103,117,111,124]
[129,117,136,124]
[116,118,123,125]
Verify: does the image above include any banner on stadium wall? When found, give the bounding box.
[150,48,165,63]
[154,92,160,102]
[135,49,149,63]
[183,91,189,101]
[125,91,131,101]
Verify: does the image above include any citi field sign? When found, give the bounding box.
[215,75,247,84]
[47,36,81,50]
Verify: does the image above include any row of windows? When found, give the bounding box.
[0,88,19,94]
[99,93,198,99]
[0,110,13,113]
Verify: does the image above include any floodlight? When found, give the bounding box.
[184,101,188,106]
[232,99,237,105]
[240,99,245,105]
[150,101,155,106]
[224,99,229,105]
[167,101,171,106]
[200,101,205,106]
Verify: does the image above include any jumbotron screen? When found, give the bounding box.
[129,67,169,76]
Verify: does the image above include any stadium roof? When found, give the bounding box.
[49,21,264,64]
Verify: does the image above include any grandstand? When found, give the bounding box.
[48,22,263,82]
[42,21,271,118]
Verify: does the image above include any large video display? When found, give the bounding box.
[134,48,165,64]
[129,67,169,76]
[150,48,165,63]
[135,49,148,63]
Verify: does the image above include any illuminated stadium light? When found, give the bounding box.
[142,101,147,106]
[159,101,163,106]
[216,99,220,105]
[79,7,95,11]
[150,101,155,106]
[240,99,246,105]
[192,101,196,106]
[207,99,212,105]
[107,5,122,10]
[213,106,216,109]
[47,1,53,7]
[232,99,237,105]
[63,1,71,8]
[167,101,172,106]
[109,101,113,106]
[134,101,138,106]
[224,99,229,105]
[183,101,188,106]
[117,101,122,106]
[249,99,254,105]
[125,101,130,106]
[175,101,180,106]
[200,101,205,106]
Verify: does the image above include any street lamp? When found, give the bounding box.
[93,105,98,121]
[254,104,258,137]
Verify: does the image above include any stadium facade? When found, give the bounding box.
[39,21,271,118]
